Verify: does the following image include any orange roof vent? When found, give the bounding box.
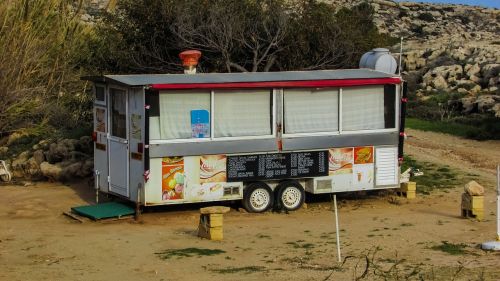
[179,50,202,67]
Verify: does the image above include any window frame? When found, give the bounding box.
[281,85,399,137]
[339,85,399,135]
[150,89,277,144]
[94,84,107,106]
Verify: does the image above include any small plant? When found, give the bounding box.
[400,223,414,227]
[211,266,267,274]
[155,248,225,260]
[285,241,315,249]
[437,167,451,173]
[388,196,402,205]
[431,241,468,255]
[401,155,460,194]
[399,10,408,18]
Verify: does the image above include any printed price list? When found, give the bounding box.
[227,151,328,182]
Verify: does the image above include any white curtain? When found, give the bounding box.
[158,91,210,139]
[342,86,385,131]
[214,90,271,137]
[284,88,339,134]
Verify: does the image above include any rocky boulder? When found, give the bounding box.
[433,65,463,80]
[46,139,78,163]
[461,97,477,114]
[422,73,448,90]
[422,65,465,91]
[40,162,63,181]
[464,181,484,196]
[481,64,500,82]
[477,95,500,113]
[32,150,45,165]
[460,95,500,115]
[5,136,94,181]
[492,103,500,117]
[464,63,480,78]
[10,151,30,178]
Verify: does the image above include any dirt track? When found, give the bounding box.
[0,130,499,281]
[405,128,500,183]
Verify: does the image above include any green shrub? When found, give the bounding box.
[405,117,499,140]
[418,12,434,22]
[410,25,425,36]
[455,15,470,24]
[91,0,396,73]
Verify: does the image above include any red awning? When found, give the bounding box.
[151,77,402,90]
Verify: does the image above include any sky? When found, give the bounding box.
[394,0,500,9]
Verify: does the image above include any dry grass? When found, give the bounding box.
[0,0,93,138]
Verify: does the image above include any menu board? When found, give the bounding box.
[227,151,328,182]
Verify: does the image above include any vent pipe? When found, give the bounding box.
[179,50,201,74]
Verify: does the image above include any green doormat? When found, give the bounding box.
[71,202,135,220]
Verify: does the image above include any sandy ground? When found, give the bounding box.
[1,129,499,281]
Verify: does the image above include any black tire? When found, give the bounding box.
[275,180,305,211]
[243,182,274,213]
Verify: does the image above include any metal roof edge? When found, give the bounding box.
[85,69,402,87]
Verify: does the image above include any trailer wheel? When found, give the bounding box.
[243,182,273,213]
[276,180,305,211]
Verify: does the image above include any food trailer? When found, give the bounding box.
[85,51,407,212]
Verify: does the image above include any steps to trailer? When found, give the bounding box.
[71,202,135,220]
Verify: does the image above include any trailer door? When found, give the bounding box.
[108,88,129,197]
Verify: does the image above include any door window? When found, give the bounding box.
[111,88,127,138]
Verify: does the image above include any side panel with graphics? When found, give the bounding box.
[313,145,396,193]
[144,155,242,205]
[144,146,398,205]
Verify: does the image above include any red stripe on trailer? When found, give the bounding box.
[151,78,402,90]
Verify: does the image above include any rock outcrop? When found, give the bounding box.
[464,181,485,196]
[331,0,500,118]
[2,136,94,181]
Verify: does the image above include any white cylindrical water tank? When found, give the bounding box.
[359,48,397,74]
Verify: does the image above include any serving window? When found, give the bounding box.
[149,91,210,140]
[282,85,396,135]
[149,89,274,141]
[214,90,272,137]
[283,88,339,134]
[341,85,396,131]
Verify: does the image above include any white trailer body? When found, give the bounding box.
[85,69,406,212]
